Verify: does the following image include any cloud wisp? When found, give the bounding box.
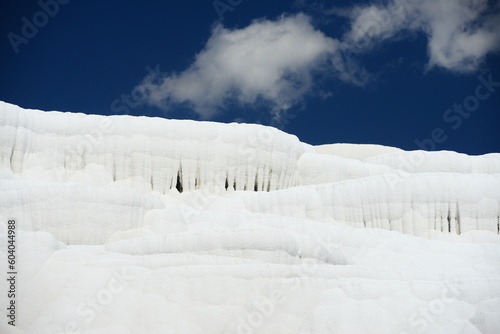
[135,1,500,123]
[340,0,500,72]
[136,14,346,121]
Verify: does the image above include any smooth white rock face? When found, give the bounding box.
[1,101,499,334]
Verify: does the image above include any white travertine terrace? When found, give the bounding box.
[1,101,499,334]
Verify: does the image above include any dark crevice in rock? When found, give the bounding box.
[176,168,183,193]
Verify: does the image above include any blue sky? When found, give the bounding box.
[1,0,499,154]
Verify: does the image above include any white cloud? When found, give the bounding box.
[136,2,500,122]
[136,14,344,120]
[342,0,500,72]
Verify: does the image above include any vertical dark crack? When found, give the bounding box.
[176,168,183,193]
[447,206,451,233]
[267,170,272,192]
[195,166,200,189]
